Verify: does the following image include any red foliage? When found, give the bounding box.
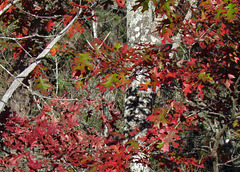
[1,0,240,171]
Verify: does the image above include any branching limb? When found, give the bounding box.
[211,124,228,172]
[0,34,56,40]
[0,6,83,114]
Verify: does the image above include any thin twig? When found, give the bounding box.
[15,4,63,19]
[0,34,56,40]
[98,16,127,49]
[55,57,59,95]
[15,40,33,58]
[0,61,93,102]
[0,6,83,113]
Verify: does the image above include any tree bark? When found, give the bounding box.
[125,0,160,136]
[212,124,228,172]
[125,1,160,171]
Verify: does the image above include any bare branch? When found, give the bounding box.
[15,4,63,19]
[55,57,59,95]
[211,124,228,172]
[0,0,20,17]
[218,154,240,166]
[15,40,33,58]
[0,7,83,113]
[0,34,56,40]
[230,74,240,120]
[98,16,126,49]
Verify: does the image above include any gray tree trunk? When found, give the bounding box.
[127,1,160,47]
[124,1,161,171]
[124,0,161,136]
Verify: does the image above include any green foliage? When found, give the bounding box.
[226,3,238,19]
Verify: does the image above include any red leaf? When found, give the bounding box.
[0,2,7,11]
[47,116,59,135]
[49,44,60,56]
[9,154,25,166]
[197,83,204,100]
[159,127,180,152]
[66,113,79,128]
[22,27,28,35]
[224,79,234,90]
[74,22,85,34]
[161,30,173,44]
[63,15,73,25]
[183,35,195,45]
[228,74,235,79]
[130,128,139,137]
[46,20,55,32]
[199,41,207,49]
[183,83,192,95]
[68,25,75,38]
[160,44,172,52]
[116,0,125,7]
[165,72,177,78]
[187,58,197,66]
[121,44,129,53]
[27,154,42,170]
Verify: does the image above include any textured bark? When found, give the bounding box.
[125,1,160,171]
[126,0,160,47]
[124,0,160,138]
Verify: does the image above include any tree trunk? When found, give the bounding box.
[125,1,160,171]
[124,0,160,137]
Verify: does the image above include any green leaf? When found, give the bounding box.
[151,0,158,6]
[115,43,121,51]
[72,52,94,74]
[75,80,84,89]
[198,72,213,82]
[102,73,119,87]
[226,3,237,20]
[35,77,53,95]
[162,0,171,16]
[116,72,131,90]
[132,0,150,12]
[215,8,225,19]
[233,119,238,128]
[142,54,151,61]
[127,140,139,149]
[157,141,165,149]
